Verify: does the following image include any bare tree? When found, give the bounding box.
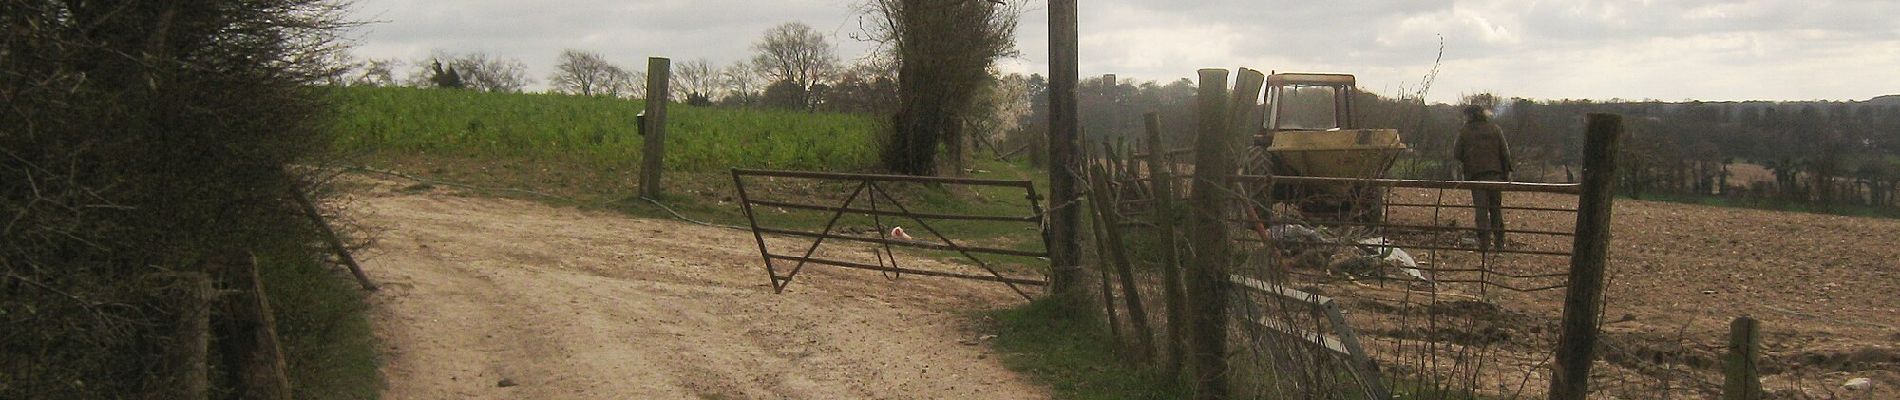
[750,22,838,109]
[314,50,360,86]
[409,51,531,92]
[719,61,764,106]
[820,61,899,114]
[671,58,720,105]
[549,49,629,97]
[862,0,1021,175]
[452,52,532,92]
[607,68,643,99]
[353,58,403,87]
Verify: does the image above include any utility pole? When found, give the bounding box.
[1046,0,1085,308]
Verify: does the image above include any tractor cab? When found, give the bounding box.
[1265,73,1361,133]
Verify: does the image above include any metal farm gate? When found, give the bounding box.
[730,168,1049,300]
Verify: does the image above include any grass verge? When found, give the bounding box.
[989,299,1186,400]
[259,242,382,399]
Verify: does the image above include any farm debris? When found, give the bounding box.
[958,334,999,346]
[1269,223,1431,283]
[1357,237,1430,283]
[1270,224,1328,243]
[1841,377,1872,391]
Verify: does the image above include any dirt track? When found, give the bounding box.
[348,182,1045,399]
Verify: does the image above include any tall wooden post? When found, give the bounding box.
[1046,0,1085,308]
[1144,112,1189,378]
[1088,173,1125,353]
[1090,162,1155,362]
[216,252,293,400]
[640,57,671,199]
[1550,113,1624,400]
[1724,316,1763,400]
[1185,68,1229,399]
[1186,68,1265,400]
[154,272,213,400]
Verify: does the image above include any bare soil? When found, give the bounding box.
[346,179,1045,399]
[1369,188,1900,397]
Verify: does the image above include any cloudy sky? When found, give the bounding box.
[346,0,1900,103]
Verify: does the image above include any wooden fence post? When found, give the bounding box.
[1185,67,1264,400]
[1549,113,1624,400]
[1046,0,1087,310]
[1087,173,1125,354]
[1144,112,1189,378]
[1724,316,1763,400]
[640,57,671,199]
[1090,161,1155,362]
[1185,68,1231,399]
[216,252,293,400]
[153,272,213,400]
[290,184,376,291]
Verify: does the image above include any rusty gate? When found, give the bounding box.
[730,168,1049,299]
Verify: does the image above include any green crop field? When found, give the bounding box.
[326,86,885,172]
[322,85,1052,244]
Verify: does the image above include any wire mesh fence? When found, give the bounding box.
[1074,135,1877,399]
[1223,170,1579,399]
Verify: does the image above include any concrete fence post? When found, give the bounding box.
[640,57,671,198]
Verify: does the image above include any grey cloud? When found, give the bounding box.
[349,0,1898,101]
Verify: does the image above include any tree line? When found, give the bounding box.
[324,22,904,112]
[1429,96,1900,208]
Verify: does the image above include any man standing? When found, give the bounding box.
[1454,104,1513,250]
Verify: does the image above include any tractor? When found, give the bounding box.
[1250,73,1408,222]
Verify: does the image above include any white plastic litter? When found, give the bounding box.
[1358,237,1431,283]
[1842,377,1872,391]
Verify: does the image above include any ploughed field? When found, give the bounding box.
[1302,187,1899,397]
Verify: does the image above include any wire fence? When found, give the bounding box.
[721,132,1886,399]
[1078,136,1881,399]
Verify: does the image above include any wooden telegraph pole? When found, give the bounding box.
[1046,0,1085,307]
[1549,113,1624,399]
